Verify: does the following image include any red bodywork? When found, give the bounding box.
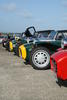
[50,50,67,80]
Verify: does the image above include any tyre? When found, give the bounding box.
[30,47,50,70]
[14,45,19,56]
[6,42,9,51]
[16,46,19,56]
[2,42,5,47]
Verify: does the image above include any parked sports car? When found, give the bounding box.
[13,26,36,56]
[5,35,15,51]
[4,33,22,52]
[13,26,51,56]
[50,48,67,82]
[19,30,66,69]
[0,35,7,44]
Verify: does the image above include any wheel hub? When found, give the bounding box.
[36,53,47,63]
[32,50,50,68]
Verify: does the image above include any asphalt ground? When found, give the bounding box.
[0,44,67,100]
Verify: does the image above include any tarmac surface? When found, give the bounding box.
[0,44,67,100]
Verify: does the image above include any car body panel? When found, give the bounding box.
[19,45,26,59]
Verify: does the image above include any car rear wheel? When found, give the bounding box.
[30,47,50,69]
[14,44,20,56]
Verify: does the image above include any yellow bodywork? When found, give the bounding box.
[9,41,13,51]
[19,45,26,60]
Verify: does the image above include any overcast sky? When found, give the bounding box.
[0,0,67,33]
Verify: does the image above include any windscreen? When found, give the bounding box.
[37,32,49,38]
[48,31,56,39]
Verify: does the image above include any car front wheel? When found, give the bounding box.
[30,47,50,69]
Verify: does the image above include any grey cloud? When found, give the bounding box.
[16,11,33,19]
[0,3,33,19]
[0,3,16,12]
[34,18,47,24]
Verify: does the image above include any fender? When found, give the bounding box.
[9,41,13,51]
[19,45,26,59]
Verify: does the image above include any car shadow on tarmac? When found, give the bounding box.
[24,61,30,65]
[24,61,50,71]
[56,80,67,87]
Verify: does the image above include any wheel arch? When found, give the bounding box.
[32,43,52,54]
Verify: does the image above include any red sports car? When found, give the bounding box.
[50,49,67,81]
[50,37,67,82]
